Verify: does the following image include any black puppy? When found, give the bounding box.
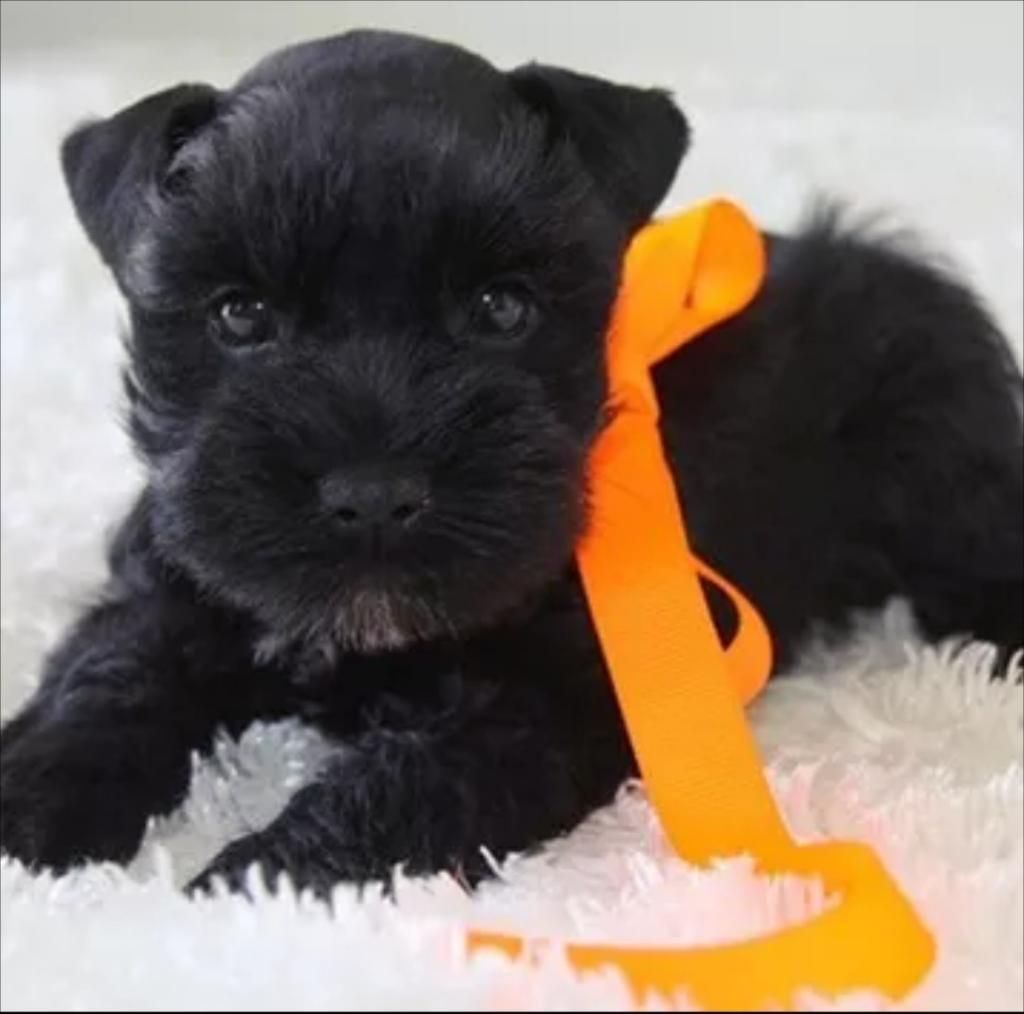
[1,31,1021,896]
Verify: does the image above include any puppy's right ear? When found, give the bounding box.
[61,84,220,274]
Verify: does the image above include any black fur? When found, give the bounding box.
[2,30,1021,896]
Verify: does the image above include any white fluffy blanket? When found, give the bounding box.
[2,615,1020,1011]
[2,29,1021,1013]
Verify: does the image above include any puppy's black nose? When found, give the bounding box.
[319,470,429,530]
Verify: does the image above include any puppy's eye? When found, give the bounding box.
[470,283,538,340]
[210,293,273,348]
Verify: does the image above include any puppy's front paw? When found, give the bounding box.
[0,710,149,872]
[187,832,279,898]
[187,826,377,900]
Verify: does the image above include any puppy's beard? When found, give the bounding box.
[338,588,412,653]
[292,584,453,657]
[253,586,441,661]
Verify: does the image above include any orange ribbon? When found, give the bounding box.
[466,200,934,1009]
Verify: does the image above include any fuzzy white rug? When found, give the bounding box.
[1,611,1021,1012]
[2,21,1022,1013]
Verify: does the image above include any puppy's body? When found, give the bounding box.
[1,32,1021,894]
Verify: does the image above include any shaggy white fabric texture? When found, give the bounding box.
[2,615,1021,1011]
[1,23,1022,1013]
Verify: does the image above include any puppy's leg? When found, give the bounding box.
[0,593,292,872]
[189,621,630,896]
[1,504,290,871]
[845,259,1023,663]
[679,220,1023,667]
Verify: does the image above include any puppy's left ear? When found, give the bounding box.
[508,64,689,230]
[61,83,220,276]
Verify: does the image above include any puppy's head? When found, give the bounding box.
[61,31,688,652]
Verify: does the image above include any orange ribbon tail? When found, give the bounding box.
[467,200,934,1009]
